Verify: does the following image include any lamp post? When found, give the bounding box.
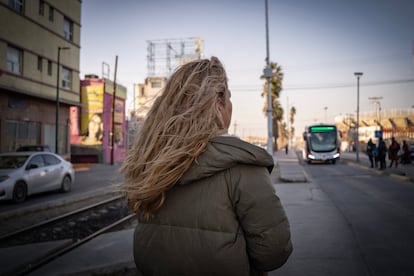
[354,72,363,162]
[324,106,328,122]
[264,0,273,155]
[56,46,70,154]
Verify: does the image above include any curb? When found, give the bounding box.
[345,161,412,182]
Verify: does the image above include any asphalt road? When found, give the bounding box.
[271,159,414,276]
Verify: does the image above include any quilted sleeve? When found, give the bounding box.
[230,165,293,271]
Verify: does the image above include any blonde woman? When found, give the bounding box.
[121,57,292,275]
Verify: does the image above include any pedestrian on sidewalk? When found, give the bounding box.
[121,57,292,275]
[378,137,387,170]
[388,137,400,168]
[402,140,410,164]
[366,138,376,168]
[285,144,289,154]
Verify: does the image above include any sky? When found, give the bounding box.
[80,0,414,138]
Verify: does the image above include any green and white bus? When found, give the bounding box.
[303,124,340,164]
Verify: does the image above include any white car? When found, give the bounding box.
[0,152,75,203]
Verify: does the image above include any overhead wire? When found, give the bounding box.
[230,78,414,92]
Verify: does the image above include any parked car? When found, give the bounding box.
[0,152,75,203]
[16,145,51,152]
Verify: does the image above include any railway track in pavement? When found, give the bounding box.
[0,195,137,275]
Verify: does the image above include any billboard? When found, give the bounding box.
[81,82,104,145]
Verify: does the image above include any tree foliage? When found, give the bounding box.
[261,62,284,150]
[289,106,296,142]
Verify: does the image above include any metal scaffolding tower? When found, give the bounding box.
[146,37,203,77]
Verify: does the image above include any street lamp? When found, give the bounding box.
[324,106,328,122]
[56,46,70,154]
[264,0,273,155]
[354,72,363,162]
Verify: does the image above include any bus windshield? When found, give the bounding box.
[309,131,337,152]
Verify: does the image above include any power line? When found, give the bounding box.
[230,78,414,92]
[282,52,410,72]
[285,78,414,91]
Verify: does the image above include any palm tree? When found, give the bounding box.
[261,62,284,150]
[289,106,296,144]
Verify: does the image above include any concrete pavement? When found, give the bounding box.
[272,150,308,183]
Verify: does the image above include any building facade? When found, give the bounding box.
[0,0,81,156]
[71,76,127,164]
[134,77,167,120]
[334,108,414,151]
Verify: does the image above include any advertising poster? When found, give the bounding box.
[114,98,124,123]
[81,83,104,145]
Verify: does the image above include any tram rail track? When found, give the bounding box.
[0,195,123,242]
[0,195,137,276]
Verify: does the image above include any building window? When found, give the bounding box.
[63,18,73,41]
[38,0,44,15]
[3,120,41,152]
[37,56,42,72]
[47,60,52,75]
[48,6,54,21]
[62,67,72,89]
[6,46,22,74]
[151,81,161,88]
[8,0,24,13]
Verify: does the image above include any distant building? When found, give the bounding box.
[0,0,81,156]
[70,76,127,164]
[131,37,203,119]
[133,77,167,119]
[334,108,414,150]
[126,38,203,149]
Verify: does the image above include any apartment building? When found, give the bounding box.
[70,75,127,164]
[0,0,81,156]
[134,77,167,120]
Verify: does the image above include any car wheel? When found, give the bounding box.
[60,175,72,193]
[13,181,27,203]
[332,159,336,164]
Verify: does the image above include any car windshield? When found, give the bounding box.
[0,155,29,169]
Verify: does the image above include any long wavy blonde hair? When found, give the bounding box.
[121,56,229,219]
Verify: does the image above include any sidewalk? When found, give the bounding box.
[340,151,414,182]
[272,149,308,183]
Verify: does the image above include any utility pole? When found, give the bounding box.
[264,0,273,155]
[55,46,70,154]
[354,72,363,162]
[110,56,118,165]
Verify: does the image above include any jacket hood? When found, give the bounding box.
[178,136,274,185]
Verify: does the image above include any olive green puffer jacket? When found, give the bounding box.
[133,136,292,275]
